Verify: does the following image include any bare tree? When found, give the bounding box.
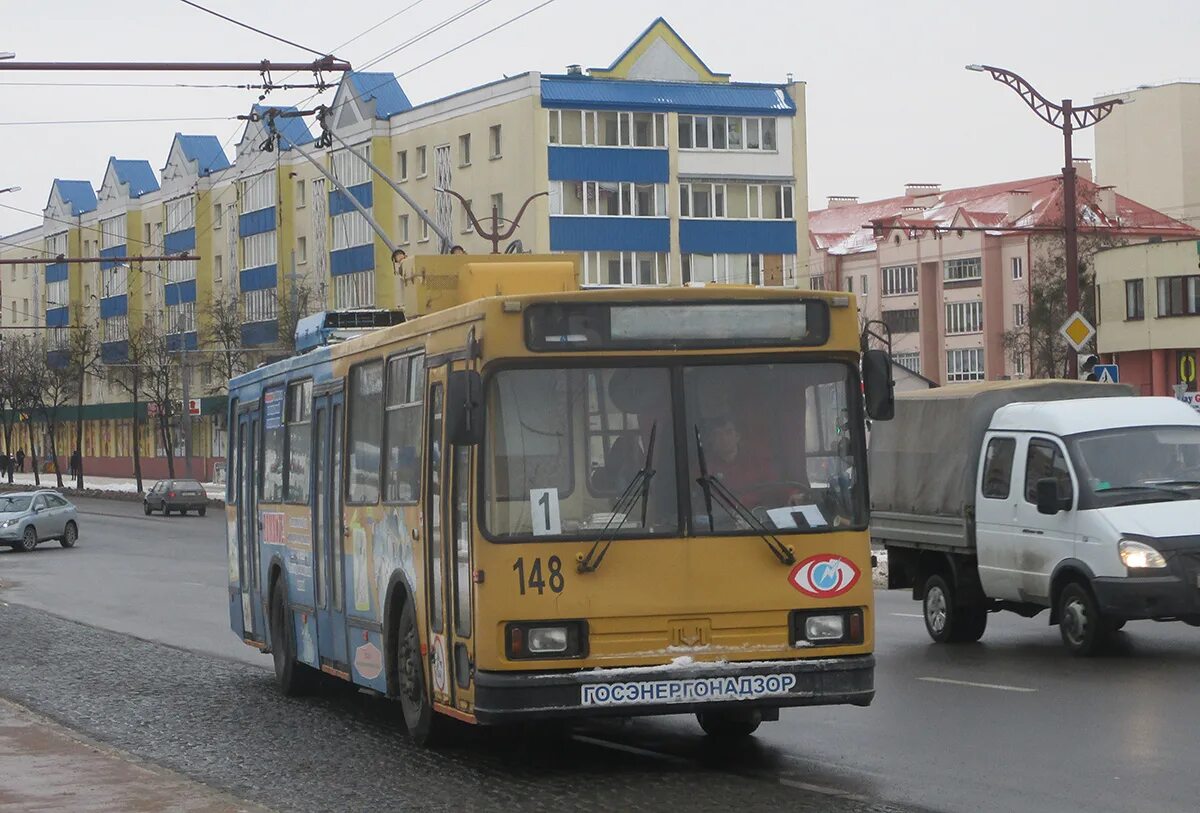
[1003,233,1126,379]
[275,273,317,358]
[24,338,78,489]
[106,321,158,494]
[9,344,42,488]
[0,335,24,484]
[202,287,253,390]
[64,310,102,489]
[140,324,182,480]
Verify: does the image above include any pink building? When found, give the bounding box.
[808,166,1195,385]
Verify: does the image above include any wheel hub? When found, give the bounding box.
[398,627,422,704]
[926,586,947,634]
[1063,599,1087,644]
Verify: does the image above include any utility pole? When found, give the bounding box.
[178,312,192,479]
[965,65,1123,378]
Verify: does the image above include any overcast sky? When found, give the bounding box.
[3,0,1198,237]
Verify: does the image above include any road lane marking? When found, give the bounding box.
[918,676,1036,693]
[891,612,924,618]
[570,734,691,765]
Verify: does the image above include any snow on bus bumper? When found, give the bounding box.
[473,654,874,723]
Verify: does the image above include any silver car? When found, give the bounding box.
[0,491,79,552]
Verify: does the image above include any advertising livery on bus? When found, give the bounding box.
[226,254,894,744]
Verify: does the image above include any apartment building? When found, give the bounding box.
[0,17,807,478]
[809,168,1195,385]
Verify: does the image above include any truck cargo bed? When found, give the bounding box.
[870,511,972,551]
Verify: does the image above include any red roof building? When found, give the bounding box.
[808,166,1197,385]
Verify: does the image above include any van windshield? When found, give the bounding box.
[1068,425,1200,506]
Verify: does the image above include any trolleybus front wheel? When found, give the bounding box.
[395,597,449,746]
[697,708,762,739]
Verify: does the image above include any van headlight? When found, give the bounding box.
[1119,539,1167,570]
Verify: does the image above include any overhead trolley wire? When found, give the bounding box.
[175,0,329,58]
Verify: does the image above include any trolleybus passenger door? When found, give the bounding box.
[426,361,478,715]
[237,406,264,642]
[313,387,350,670]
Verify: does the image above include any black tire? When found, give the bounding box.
[269,579,319,695]
[60,521,77,549]
[1058,581,1113,656]
[18,526,37,552]
[179,508,189,516]
[143,503,153,516]
[1112,619,1127,631]
[697,709,762,739]
[952,605,988,643]
[395,597,447,746]
[198,506,207,517]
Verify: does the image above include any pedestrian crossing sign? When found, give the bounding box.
[1094,363,1119,383]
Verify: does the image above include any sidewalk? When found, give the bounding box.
[0,472,225,501]
[0,698,266,812]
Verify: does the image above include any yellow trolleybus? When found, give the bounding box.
[226,254,894,743]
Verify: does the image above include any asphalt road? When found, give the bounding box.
[3,498,1199,812]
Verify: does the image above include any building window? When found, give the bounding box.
[100,216,126,249]
[334,270,375,309]
[944,257,982,282]
[242,231,278,269]
[1155,275,1200,317]
[551,181,667,217]
[581,251,669,286]
[1011,256,1023,280]
[945,301,983,335]
[397,150,408,182]
[846,277,854,293]
[490,193,504,223]
[882,308,920,334]
[882,264,918,295]
[947,348,985,382]
[1013,303,1026,327]
[167,257,197,284]
[809,274,825,291]
[461,199,474,233]
[399,214,410,245]
[894,352,921,375]
[861,274,869,298]
[680,253,793,286]
[678,115,778,152]
[165,197,196,233]
[416,146,427,178]
[489,125,502,159]
[214,254,223,284]
[459,133,471,167]
[166,301,196,334]
[548,110,666,148]
[297,236,307,265]
[241,171,277,213]
[213,202,223,229]
[332,211,371,251]
[1012,348,1026,377]
[241,289,278,323]
[678,182,792,220]
[295,179,306,208]
[1125,278,1144,320]
[419,211,430,242]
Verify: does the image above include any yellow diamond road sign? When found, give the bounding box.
[1059,311,1095,351]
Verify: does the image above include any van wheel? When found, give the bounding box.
[922,574,956,643]
[697,709,762,739]
[395,597,448,746]
[1059,581,1112,656]
[269,579,318,695]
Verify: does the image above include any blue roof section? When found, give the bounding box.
[347,72,413,119]
[252,105,315,150]
[51,180,97,216]
[175,134,231,176]
[540,77,796,116]
[110,158,159,198]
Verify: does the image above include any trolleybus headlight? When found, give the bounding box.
[506,620,589,660]
[790,608,864,646]
[805,615,845,641]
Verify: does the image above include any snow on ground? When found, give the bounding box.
[872,547,889,587]
[0,472,225,502]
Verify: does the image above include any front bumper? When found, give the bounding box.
[0,524,23,541]
[1092,575,1200,620]
[473,654,874,724]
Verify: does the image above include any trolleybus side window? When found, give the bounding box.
[227,399,238,504]
[384,352,425,504]
[348,361,384,504]
[285,380,313,503]
[331,401,345,610]
[452,444,472,637]
[261,386,285,503]
[313,402,327,608]
[427,383,445,632]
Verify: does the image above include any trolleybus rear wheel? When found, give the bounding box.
[269,580,317,695]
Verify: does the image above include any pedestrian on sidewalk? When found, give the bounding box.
[69,449,80,479]
[16,449,24,473]
[0,452,8,478]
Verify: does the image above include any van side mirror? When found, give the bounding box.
[862,349,895,421]
[446,369,483,446]
[1035,478,1070,515]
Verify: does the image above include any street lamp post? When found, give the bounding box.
[966,65,1123,378]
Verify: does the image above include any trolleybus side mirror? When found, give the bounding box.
[862,349,895,421]
[447,369,484,446]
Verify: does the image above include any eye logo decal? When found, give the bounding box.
[788,555,861,598]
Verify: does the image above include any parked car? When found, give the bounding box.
[144,479,209,516]
[0,491,79,552]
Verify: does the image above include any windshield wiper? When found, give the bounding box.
[693,425,795,566]
[578,423,657,574]
[1097,485,1192,505]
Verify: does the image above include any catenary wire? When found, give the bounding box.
[175,0,328,58]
